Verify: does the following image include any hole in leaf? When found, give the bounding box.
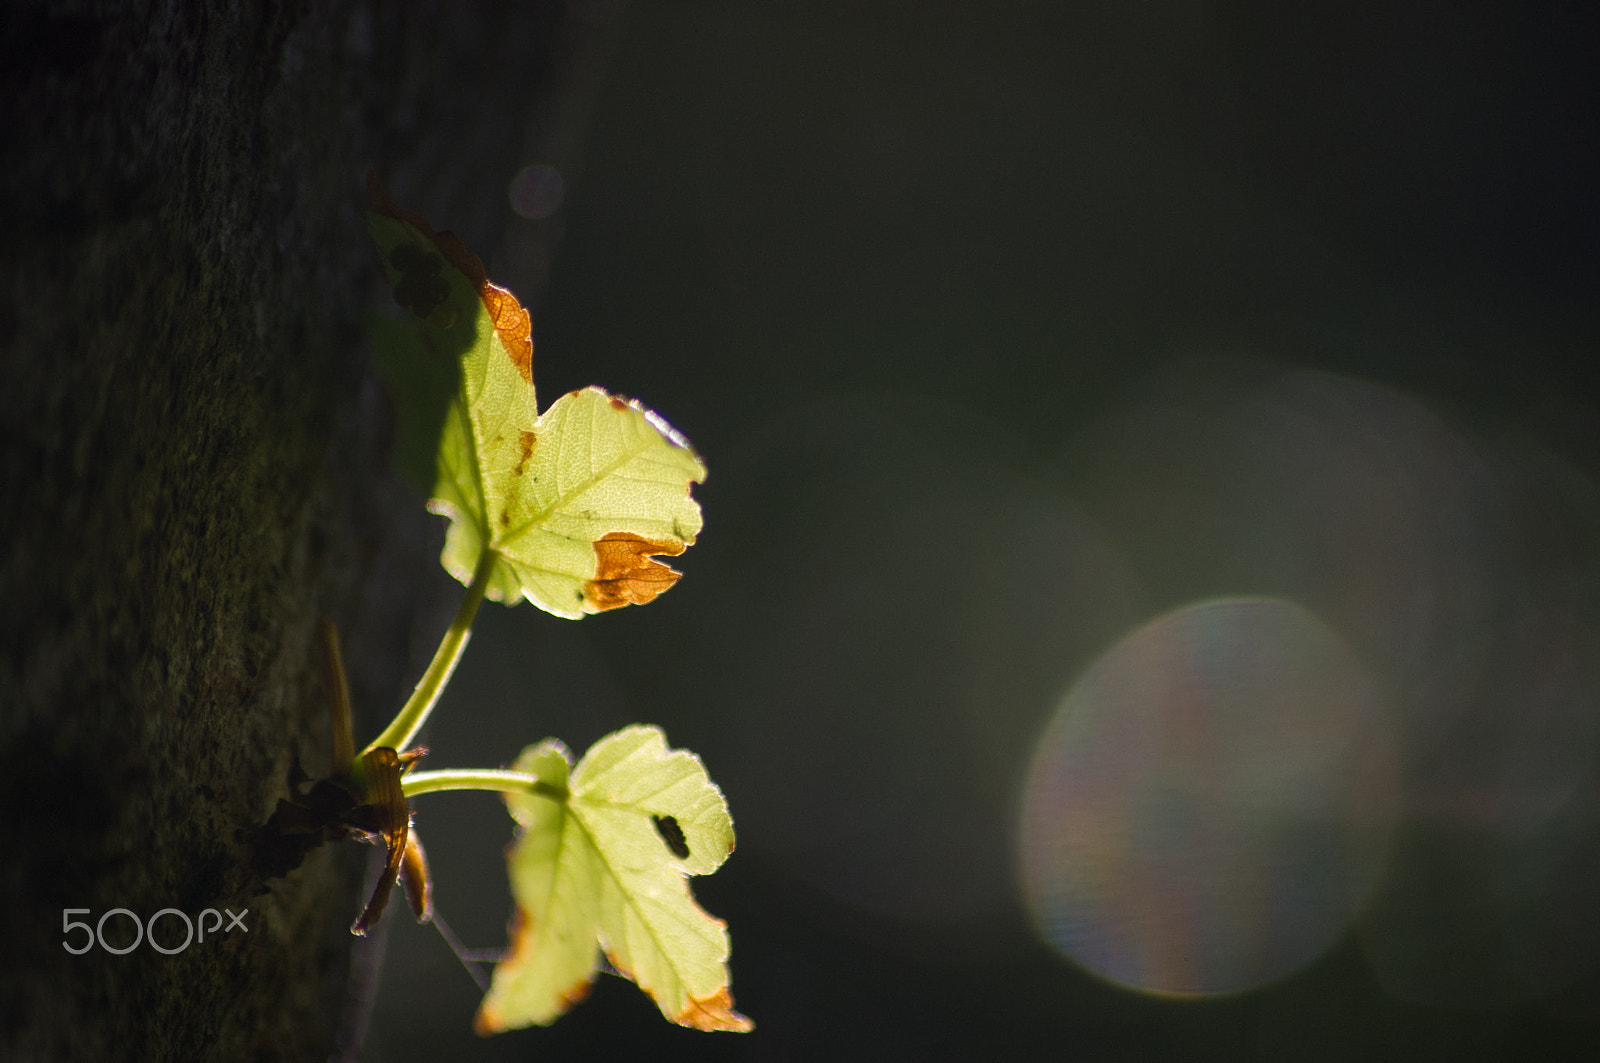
[652,814,690,859]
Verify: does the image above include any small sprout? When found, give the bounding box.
[284,176,751,1037]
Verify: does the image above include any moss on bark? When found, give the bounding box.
[0,1,561,1057]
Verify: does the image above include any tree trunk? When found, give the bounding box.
[0,2,561,1057]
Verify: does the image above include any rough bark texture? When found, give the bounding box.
[0,1,561,1058]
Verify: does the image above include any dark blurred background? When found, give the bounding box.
[356,1,1600,1059]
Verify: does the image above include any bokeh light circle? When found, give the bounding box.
[1018,597,1400,996]
[509,163,565,220]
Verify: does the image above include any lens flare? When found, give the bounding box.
[1018,597,1399,996]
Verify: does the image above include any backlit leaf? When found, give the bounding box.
[367,176,705,617]
[477,726,751,1033]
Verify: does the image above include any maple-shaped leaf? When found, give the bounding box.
[367,176,706,618]
[476,726,751,1034]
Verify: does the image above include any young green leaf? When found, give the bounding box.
[477,726,751,1034]
[367,176,706,618]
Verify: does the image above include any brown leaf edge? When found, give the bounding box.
[583,532,688,611]
[367,170,534,383]
[471,907,597,1035]
[672,987,754,1033]
[469,869,751,1034]
[604,948,753,1033]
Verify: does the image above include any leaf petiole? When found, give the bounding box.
[402,768,567,803]
[361,547,499,759]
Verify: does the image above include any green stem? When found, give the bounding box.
[402,768,567,803]
[361,547,498,757]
